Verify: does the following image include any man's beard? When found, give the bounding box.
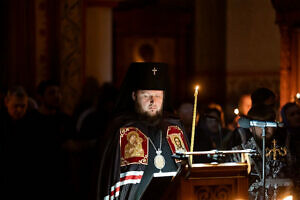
[134,101,163,125]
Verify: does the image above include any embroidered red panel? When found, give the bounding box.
[166,126,189,156]
[120,127,148,166]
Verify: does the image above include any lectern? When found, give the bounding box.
[161,162,248,200]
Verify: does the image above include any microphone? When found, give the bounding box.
[238,117,284,128]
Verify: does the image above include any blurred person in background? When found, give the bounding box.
[194,107,231,163]
[239,94,252,116]
[251,87,276,108]
[226,88,277,148]
[30,80,75,200]
[208,102,226,128]
[231,105,293,199]
[177,102,194,140]
[0,86,36,199]
[74,82,119,200]
[227,94,252,131]
[281,102,300,196]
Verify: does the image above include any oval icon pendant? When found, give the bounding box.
[154,154,165,170]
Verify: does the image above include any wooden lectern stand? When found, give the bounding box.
[162,162,248,200]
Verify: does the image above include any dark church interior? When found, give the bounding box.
[1,0,300,199]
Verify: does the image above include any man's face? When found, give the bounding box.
[42,86,62,109]
[286,105,300,128]
[132,90,164,117]
[239,95,252,115]
[5,95,28,120]
[206,117,220,133]
[250,126,275,140]
[205,111,221,133]
[264,96,276,107]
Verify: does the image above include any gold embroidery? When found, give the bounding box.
[121,128,129,134]
[124,131,145,159]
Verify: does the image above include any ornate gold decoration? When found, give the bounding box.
[266,139,287,160]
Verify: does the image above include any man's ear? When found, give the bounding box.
[132,91,136,101]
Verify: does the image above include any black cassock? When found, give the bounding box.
[96,112,189,200]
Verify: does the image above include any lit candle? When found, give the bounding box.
[190,85,199,165]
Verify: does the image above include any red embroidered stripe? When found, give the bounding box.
[120,174,143,182]
[107,172,144,199]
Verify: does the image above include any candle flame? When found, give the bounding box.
[296,93,300,99]
[283,195,293,200]
[234,108,239,115]
[195,85,200,91]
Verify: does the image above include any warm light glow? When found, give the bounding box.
[195,85,200,91]
[296,93,300,99]
[283,195,293,200]
[234,108,239,115]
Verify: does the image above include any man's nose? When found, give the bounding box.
[149,96,154,103]
[16,106,24,113]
